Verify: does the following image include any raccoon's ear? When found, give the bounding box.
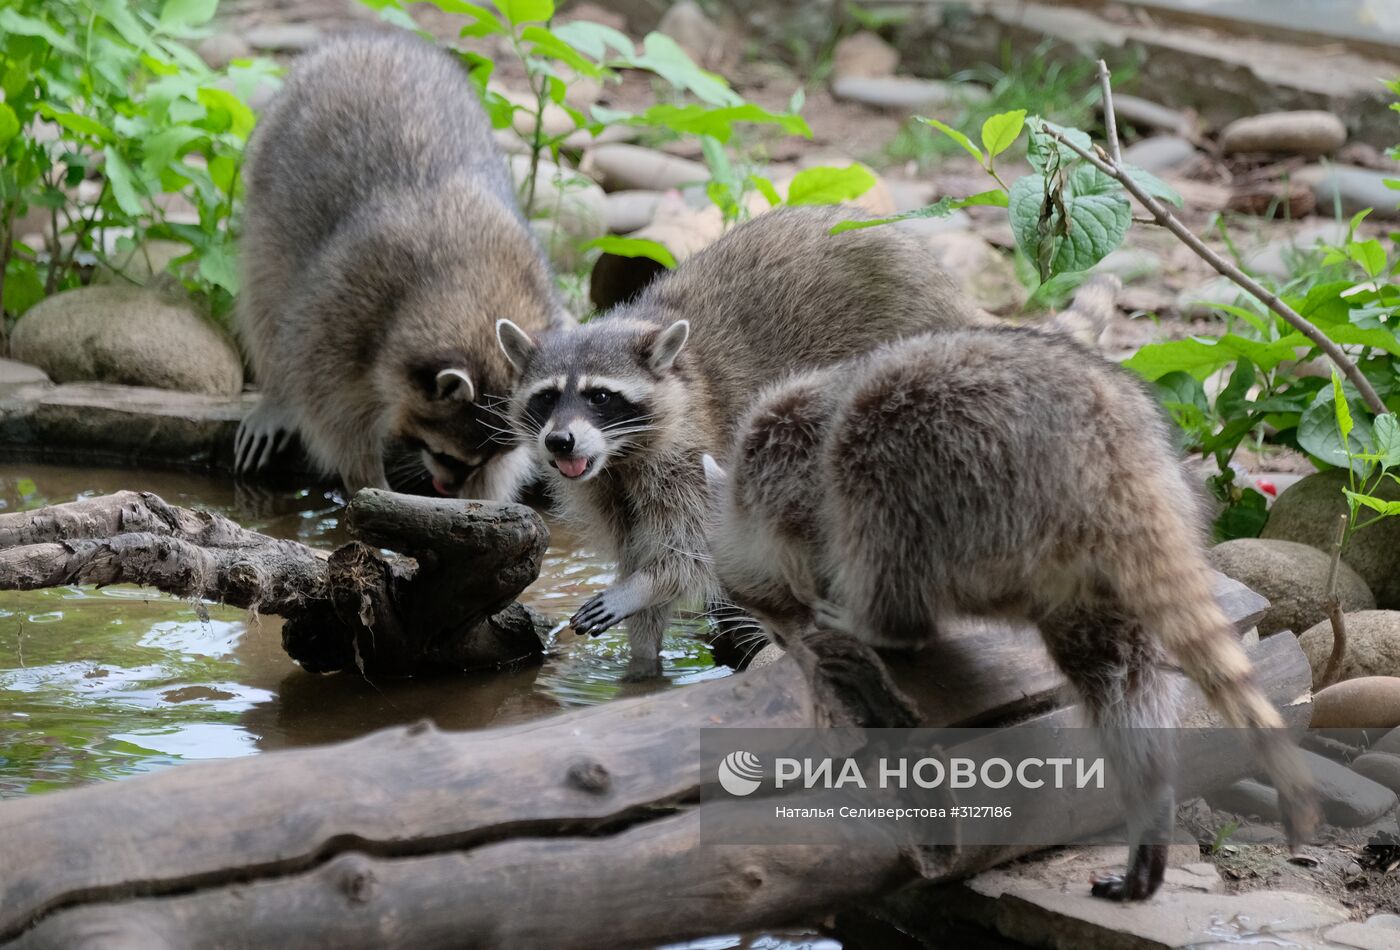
[648,319,690,373]
[497,319,537,371]
[434,368,475,402]
[701,453,728,491]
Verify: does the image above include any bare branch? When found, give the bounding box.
[1096,59,1122,165]
[1319,512,1350,689]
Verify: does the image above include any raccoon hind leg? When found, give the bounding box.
[1040,599,1179,902]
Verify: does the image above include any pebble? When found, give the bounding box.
[579,144,708,192]
[1092,247,1163,284]
[196,32,252,70]
[1108,94,1193,137]
[1300,612,1400,687]
[829,75,987,112]
[1121,134,1198,174]
[242,22,323,53]
[656,0,733,72]
[1205,778,1279,820]
[1219,110,1347,155]
[604,190,664,234]
[832,31,899,79]
[1302,749,1398,826]
[1375,727,1400,756]
[1298,164,1400,221]
[1313,677,1400,731]
[1207,538,1375,637]
[1351,752,1400,797]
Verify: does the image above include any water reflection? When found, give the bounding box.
[0,462,732,794]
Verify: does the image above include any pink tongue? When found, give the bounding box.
[557,457,588,478]
[431,477,453,497]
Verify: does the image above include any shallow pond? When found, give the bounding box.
[0,462,738,797]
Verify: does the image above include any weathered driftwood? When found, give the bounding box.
[0,489,548,676]
[0,580,1310,950]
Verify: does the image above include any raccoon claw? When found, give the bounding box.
[571,593,623,637]
[235,402,298,474]
[811,598,851,634]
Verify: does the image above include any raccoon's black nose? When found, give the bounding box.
[545,431,575,455]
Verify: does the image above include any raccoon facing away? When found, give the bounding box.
[235,30,571,500]
[496,206,984,679]
[704,309,1319,901]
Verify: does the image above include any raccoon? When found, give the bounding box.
[704,305,1319,901]
[234,30,571,500]
[497,206,984,679]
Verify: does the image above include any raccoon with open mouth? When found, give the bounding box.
[703,295,1319,901]
[235,31,570,501]
[497,206,984,679]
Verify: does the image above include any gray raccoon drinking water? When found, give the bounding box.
[703,290,1319,901]
[496,206,985,679]
[234,30,572,500]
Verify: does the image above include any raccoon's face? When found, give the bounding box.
[496,318,690,483]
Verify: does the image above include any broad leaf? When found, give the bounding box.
[918,116,982,163]
[159,0,218,29]
[103,147,145,216]
[980,110,1025,158]
[583,235,677,268]
[828,197,957,234]
[786,164,876,206]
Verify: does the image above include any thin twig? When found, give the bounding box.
[1049,125,1388,416]
[1095,59,1121,165]
[1319,512,1349,689]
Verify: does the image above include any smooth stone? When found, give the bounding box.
[1351,753,1400,797]
[1299,164,1400,220]
[1093,247,1163,284]
[1313,678,1400,730]
[1302,748,1398,825]
[1300,612,1400,687]
[829,75,988,112]
[0,358,51,393]
[1207,538,1375,637]
[1264,469,1400,608]
[196,32,252,70]
[511,157,607,271]
[579,144,708,192]
[1174,276,1263,317]
[604,190,664,234]
[243,22,323,53]
[1228,821,1286,844]
[1162,863,1221,893]
[920,232,1026,315]
[10,285,243,396]
[832,30,899,79]
[1205,778,1280,820]
[657,0,733,72]
[1375,727,1400,756]
[1328,917,1400,950]
[1108,94,1193,136]
[1121,134,1198,174]
[1219,110,1347,155]
[748,644,785,670]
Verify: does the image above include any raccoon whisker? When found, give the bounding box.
[658,540,713,563]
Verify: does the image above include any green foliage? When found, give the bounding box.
[0,0,278,325]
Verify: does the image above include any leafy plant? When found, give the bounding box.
[1,0,278,338]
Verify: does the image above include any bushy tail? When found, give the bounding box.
[1114,503,1320,849]
[1044,274,1121,348]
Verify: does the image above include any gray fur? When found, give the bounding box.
[708,302,1319,899]
[236,30,570,500]
[503,206,984,678]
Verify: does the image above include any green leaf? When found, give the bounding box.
[1373,412,1400,470]
[1122,164,1183,207]
[1348,238,1388,278]
[498,0,554,24]
[1332,371,1354,443]
[917,116,982,163]
[1155,370,1209,418]
[0,103,18,147]
[954,189,1008,208]
[583,235,677,268]
[1024,119,1091,175]
[197,240,239,293]
[521,26,605,78]
[0,9,80,55]
[827,197,957,234]
[785,164,877,206]
[141,125,206,175]
[1215,488,1269,541]
[196,87,257,139]
[1344,490,1400,517]
[159,0,218,29]
[628,33,739,107]
[1124,333,1310,381]
[1217,358,1256,421]
[551,20,633,58]
[3,258,44,316]
[1298,386,1373,470]
[748,175,781,208]
[614,102,809,143]
[103,147,145,216]
[38,108,113,141]
[980,109,1026,158]
[1008,166,1130,278]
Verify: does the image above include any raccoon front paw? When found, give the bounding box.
[811,598,851,634]
[1089,844,1166,901]
[571,591,626,637]
[235,401,298,474]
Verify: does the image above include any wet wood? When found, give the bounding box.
[0,489,548,676]
[0,607,1311,950]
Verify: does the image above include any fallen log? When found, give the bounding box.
[0,489,549,676]
[0,583,1310,950]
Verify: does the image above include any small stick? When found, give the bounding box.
[1050,66,1388,417]
[1095,59,1121,165]
[1319,512,1349,689]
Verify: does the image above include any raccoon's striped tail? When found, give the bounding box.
[1045,274,1121,348]
[1116,515,1321,850]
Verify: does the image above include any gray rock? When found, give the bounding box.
[1229,821,1286,844]
[829,75,987,112]
[1207,538,1375,637]
[1313,677,1400,730]
[748,644,784,670]
[1121,134,1198,174]
[1163,862,1221,893]
[1220,110,1347,155]
[1300,611,1400,686]
[1299,164,1400,221]
[243,22,323,53]
[1376,727,1400,756]
[1327,918,1400,950]
[1093,247,1163,284]
[832,31,899,79]
[0,358,50,394]
[1205,778,1279,820]
[1302,748,1398,826]
[196,32,251,70]
[579,144,708,191]
[920,232,1025,315]
[1351,752,1400,797]
[10,285,243,396]
[657,0,732,72]
[1263,469,1400,608]
[604,190,663,234]
[1109,95,1193,137]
